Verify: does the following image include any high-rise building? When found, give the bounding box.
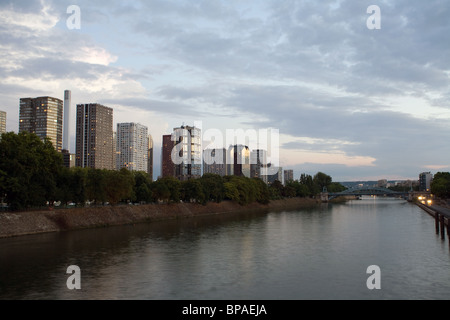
[267,165,283,184]
[0,110,6,134]
[227,145,250,177]
[161,134,175,178]
[284,170,294,185]
[203,148,227,176]
[75,103,114,170]
[250,149,268,183]
[63,90,71,151]
[116,123,149,172]
[172,125,202,181]
[19,96,63,151]
[148,134,153,181]
[419,172,433,192]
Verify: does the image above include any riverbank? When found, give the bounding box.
[0,198,319,239]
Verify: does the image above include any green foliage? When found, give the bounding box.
[181,179,205,203]
[0,134,343,210]
[200,174,225,203]
[0,132,62,210]
[431,172,450,198]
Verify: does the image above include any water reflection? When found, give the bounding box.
[0,199,449,300]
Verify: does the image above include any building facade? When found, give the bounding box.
[250,149,268,183]
[161,134,175,178]
[148,135,153,181]
[419,172,433,192]
[227,145,250,178]
[172,125,202,181]
[75,103,114,170]
[203,148,227,176]
[283,169,294,185]
[0,110,6,134]
[267,166,283,185]
[19,97,63,151]
[116,123,149,172]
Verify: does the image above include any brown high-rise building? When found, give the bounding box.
[75,103,114,170]
[161,134,175,178]
[19,97,63,151]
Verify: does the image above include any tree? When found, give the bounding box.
[313,172,332,192]
[431,172,450,199]
[269,180,284,200]
[150,180,170,203]
[134,171,152,203]
[160,176,181,203]
[200,174,224,203]
[181,179,205,203]
[0,132,62,210]
[224,182,239,202]
[86,169,107,204]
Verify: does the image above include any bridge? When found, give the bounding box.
[323,187,415,202]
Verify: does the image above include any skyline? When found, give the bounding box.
[1,1,449,181]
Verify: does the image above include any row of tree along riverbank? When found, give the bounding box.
[0,132,346,211]
[0,198,319,239]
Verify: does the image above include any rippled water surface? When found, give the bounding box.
[0,198,449,299]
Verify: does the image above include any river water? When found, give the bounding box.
[0,197,449,300]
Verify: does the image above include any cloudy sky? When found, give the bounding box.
[0,0,449,181]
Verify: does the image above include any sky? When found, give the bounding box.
[0,0,449,181]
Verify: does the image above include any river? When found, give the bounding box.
[0,197,449,300]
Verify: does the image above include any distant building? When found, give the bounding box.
[63,90,71,151]
[377,179,388,188]
[284,170,294,185]
[172,125,202,181]
[204,148,227,176]
[250,149,268,183]
[228,145,250,177]
[148,135,153,181]
[161,134,175,178]
[62,149,76,168]
[267,165,283,184]
[75,103,114,170]
[19,96,63,152]
[0,110,6,134]
[419,172,433,192]
[116,123,149,172]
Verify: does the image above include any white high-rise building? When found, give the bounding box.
[63,90,71,151]
[116,123,149,172]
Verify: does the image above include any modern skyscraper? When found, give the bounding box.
[19,96,63,151]
[228,145,250,177]
[203,148,227,176]
[161,134,175,178]
[251,149,268,183]
[63,90,71,151]
[75,103,114,170]
[0,110,6,134]
[267,165,283,184]
[419,172,433,192]
[148,134,153,181]
[172,125,202,181]
[116,123,149,172]
[284,170,294,185]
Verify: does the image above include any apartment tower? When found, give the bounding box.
[75,103,114,170]
[19,97,63,151]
